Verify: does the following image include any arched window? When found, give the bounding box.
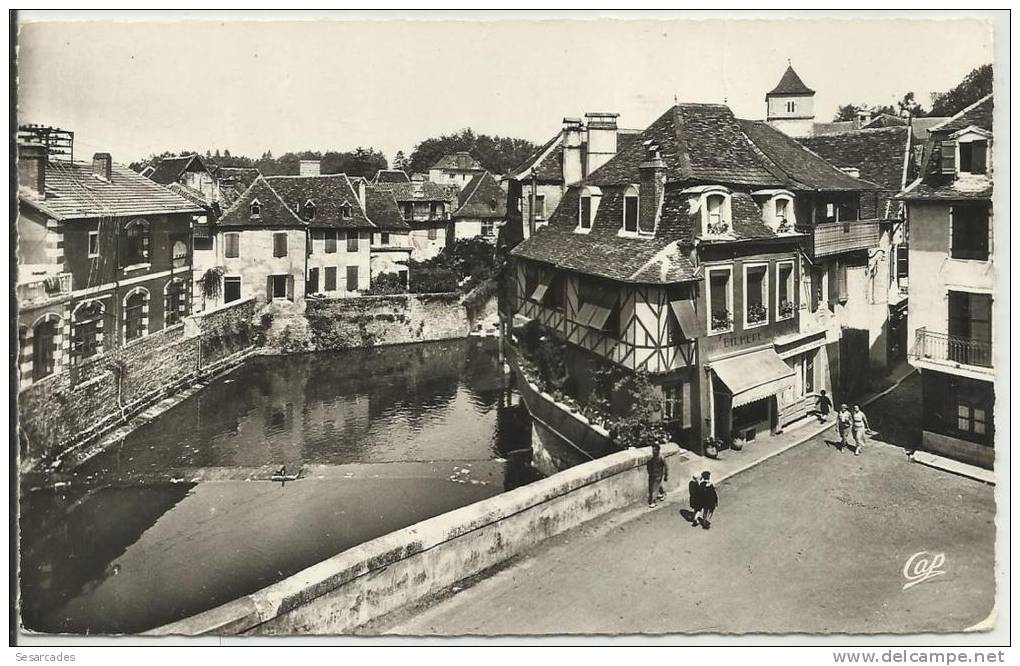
[622,185,639,234]
[123,218,150,265]
[340,203,353,219]
[250,199,262,218]
[705,194,728,234]
[32,315,61,381]
[164,279,186,327]
[124,289,149,342]
[303,200,316,221]
[577,186,602,233]
[73,300,105,362]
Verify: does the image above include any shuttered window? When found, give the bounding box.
[324,231,337,254]
[324,267,337,291]
[347,233,359,253]
[836,262,848,303]
[940,140,957,175]
[273,233,287,258]
[224,233,239,258]
[346,265,359,291]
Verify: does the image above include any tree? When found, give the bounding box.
[930,64,992,116]
[404,128,539,175]
[392,150,407,171]
[833,104,860,122]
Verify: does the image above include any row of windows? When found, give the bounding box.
[222,231,363,259]
[20,282,187,383]
[706,261,797,334]
[250,199,354,221]
[85,219,190,269]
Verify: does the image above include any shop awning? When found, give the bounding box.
[670,299,703,339]
[712,348,795,408]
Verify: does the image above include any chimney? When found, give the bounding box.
[584,112,619,175]
[352,178,366,210]
[638,140,665,234]
[92,152,112,182]
[18,143,46,198]
[299,159,321,177]
[561,117,584,186]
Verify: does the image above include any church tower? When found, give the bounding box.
[766,64,816,137]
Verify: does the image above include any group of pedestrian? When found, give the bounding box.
[816,390,871,456]
[646,444,719,530]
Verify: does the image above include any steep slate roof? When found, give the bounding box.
[374,169,411,184]
[364,184,410,231]
[907,117,952,141]
[148,154,206,185]
[767,65,815,96]
[21,160,203,221]
[454,172,507,219]
[217,176,306,228]
[799,126,910,191]
[929,94,993,134]
[898,96,994,202]
[430,151,483,171]
[811,121,860,136]
[739,120,879,191]
[265,174,376,229]
[374,179,457,203]
[167,182,214,208]
[214,166,262,208]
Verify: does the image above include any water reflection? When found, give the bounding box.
[20,338,541,634]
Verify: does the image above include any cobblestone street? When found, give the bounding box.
[372,374,996,636]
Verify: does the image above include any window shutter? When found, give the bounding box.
[837,262,848,302]
[266,275,273,300]
[940,141,957,175]
[347,265,359,291]
[681,382,692,428]
[286,275,294,301]
[972,141,987,174]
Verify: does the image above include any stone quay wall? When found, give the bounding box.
[18,298,257,463]
[148,443,684,636]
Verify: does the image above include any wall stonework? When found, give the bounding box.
[305,293,470,350]
[18,299,256,462]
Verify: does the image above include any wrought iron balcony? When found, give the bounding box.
[912,327,992,369]
[807,219,882,258]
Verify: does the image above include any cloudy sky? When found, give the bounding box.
[16,12,995,166]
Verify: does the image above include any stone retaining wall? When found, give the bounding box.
[305,292,471,350]
[148,443,685,636]
[18,298,257,463]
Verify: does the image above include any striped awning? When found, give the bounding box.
[712,348,795,408]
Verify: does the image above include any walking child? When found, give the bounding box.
[646,444,669,508]
[816,389,833,421]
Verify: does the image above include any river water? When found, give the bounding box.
[19,337,539,635]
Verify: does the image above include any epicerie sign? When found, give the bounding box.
[15,655,77,662]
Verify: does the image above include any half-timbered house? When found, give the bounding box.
[507,102,879,453]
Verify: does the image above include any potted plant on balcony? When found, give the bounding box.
[778,300,796,319]
[747,303,768,325]
[706,221,731,236]
[711,309,732,332]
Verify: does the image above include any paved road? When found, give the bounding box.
[369,379,996,635]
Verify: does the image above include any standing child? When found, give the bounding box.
[646,444,669,508]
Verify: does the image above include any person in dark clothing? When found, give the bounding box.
[688,475,702,527]
[816,389,833,421]
[646,444,669,508]
[696,471,719,529]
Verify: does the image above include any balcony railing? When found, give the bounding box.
[808,219,882,258]
[17,271,72,307]
[912,327,992,369]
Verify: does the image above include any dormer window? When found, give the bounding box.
[340,203,353,219]
[250,199,262,218]
[754,189,796,233]
[303,200,316,221]
[959,140,988,175]
[622,185,639,234]
[577,186,602,234]
[704,193,731,236]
